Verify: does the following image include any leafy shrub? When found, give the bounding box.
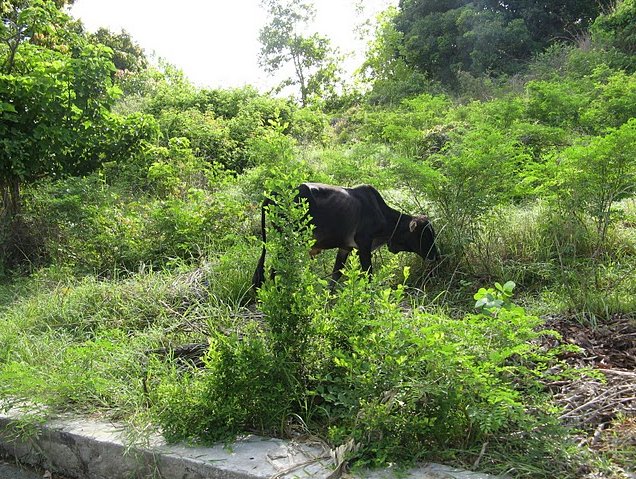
[524,79,590,127]
[152,169,322,442]
[357,94,451,152]
[394,124,530,260]
[149,229,576,475]
[510,121,571,161]
[20,136,246,273]
[556,118,636,250]
[288,106,328,144]
[591,0,636,71]
[155,109,237,167]
[580,69,636,132]
[244,120,297,168]
[310,143,397,189]
[309,269,570,471]
[22,176,150,274]
[454,95,525,130]
[154,326,291,442]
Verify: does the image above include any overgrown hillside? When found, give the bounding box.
[1,1,635,477]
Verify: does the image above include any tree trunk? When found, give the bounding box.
[0,176,21,221]
[1,176,23,272]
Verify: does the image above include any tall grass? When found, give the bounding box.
[0,254,254,419]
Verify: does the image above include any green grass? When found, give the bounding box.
[0,259,249,419]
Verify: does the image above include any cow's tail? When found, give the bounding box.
[252,197,271,289]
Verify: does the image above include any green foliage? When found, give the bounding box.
[358,6,433,105]
[154,327,291,442]
[257,170,322,356]
[0,0,155,271]
[0,2,127,178]
[1,2,635,476]
[245,120,297,168]
[524,79,589,127]
[371,94,452,152]
[90,27,147,74]
[20,138,244,273]
[591,0,636,71]
[393,0,612,87]
[523,68,636,134]
[154,109,236,168]
[288,106,327,143]
[474,280,517,313]
[556,119,636,249]
[309,270,570,471]
[581,69,636,132]
[133,75,304,172]
[396,123,529,258]
[308,143,396,189]
[153,169,324,442]
[510,121,570,162]
[0,39,116,178]
[23,176,151,273]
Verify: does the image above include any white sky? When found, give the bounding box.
[70,0,396,91]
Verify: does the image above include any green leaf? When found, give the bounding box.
[0,102,17,113]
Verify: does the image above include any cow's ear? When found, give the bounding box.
[409,219,418,232]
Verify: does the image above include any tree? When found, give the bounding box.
[358,6,431,104]
[0,0,154,267]
[258,0,341,106]
[90,27,147,74]
[1,0,79,75]
[558,118,636,251]
[393,0,614,87]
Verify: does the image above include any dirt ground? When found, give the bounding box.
[544,313,636,475]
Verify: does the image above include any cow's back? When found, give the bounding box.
[300,183,389,250]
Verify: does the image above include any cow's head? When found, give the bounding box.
[388,215,439,261]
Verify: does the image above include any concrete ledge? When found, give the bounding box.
[0,408,495,479]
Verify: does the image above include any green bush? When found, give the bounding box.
[152,170,323,442]
[355,94,452,152]
[394,123,529,261]
[288,106,328,144]
[147,231,578,475]
[454,95,525,129]
[154,326,292,442]
[556,118,636,251]
[524,79,590,127]
[20,137,246,273]
[309,143,397,189]
[155,109,237,167]
[244,120,297,168]
[22,176,151,274]
[510,121,571,162]
[580,69,636,132]
[591,0,636,71]
[308,269,573,472]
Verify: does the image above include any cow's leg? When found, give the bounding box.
[358,247,373,276]
[355,237,373,276]
[331,248,351,283]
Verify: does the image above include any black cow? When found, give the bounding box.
[252,183,439,288]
